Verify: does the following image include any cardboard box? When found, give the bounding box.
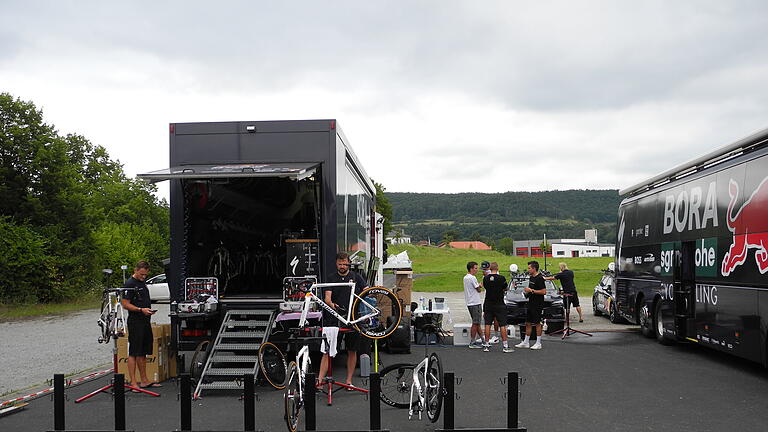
[392,270,413,322]
[116,327,168,383]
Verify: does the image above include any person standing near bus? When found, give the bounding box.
[545,262,583,322]
[516,260,546,350]
[317,252,368,388]
[121,261,160,389]
[464,261,484,348]
[482,262,512,352]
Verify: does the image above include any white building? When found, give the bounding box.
[386,230,412,244]
[551,242,615,258]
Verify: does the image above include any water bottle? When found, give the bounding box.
[360,354,371,377]
[428,299,433,311]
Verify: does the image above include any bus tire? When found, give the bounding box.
[654,300,675,345]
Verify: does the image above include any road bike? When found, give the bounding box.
[378,325,444,423]
[297,282,402,339]
[284,327,325,432]
[97,287,132,344]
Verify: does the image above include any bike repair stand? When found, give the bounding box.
[548,293,592,340]
[75,336,160,403]
[318,329,368,406]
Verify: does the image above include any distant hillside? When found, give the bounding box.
[384,190,621,246]
[385,190,620,223]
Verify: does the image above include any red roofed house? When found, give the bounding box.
[448,241,492,250]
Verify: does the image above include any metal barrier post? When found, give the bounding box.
[508,372,518,430]
[444,372,454,430]
[369,372,381,431]
[54,374,65,431]
[244,373,255,432]
[305,372,316,431]
[180,373,191,431]
[114,374,126,431]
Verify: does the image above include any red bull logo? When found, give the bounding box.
[721,176,768,276]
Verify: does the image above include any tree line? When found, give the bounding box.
[386,190,621,224]
[0,93,169,303]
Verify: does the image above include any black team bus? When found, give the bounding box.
[616,127,768,366]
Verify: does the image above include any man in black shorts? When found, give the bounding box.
[317,252,368,388]
[515,260,546,350]
[545,262,583,322]
[120,261,160,389]
[482,262,512,352]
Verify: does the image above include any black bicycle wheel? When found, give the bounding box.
[352,286,402,339]
[425,352,444,423]
[189,340,210,382]
[259,342,287,390]
[378,363,415,408]
[284,361,301,432]
[98,296,111,343]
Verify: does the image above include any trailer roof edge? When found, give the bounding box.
[619,127,768,197]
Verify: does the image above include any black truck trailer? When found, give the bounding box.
[139,120,382,394]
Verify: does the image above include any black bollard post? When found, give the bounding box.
[444,372,454,430]
[54,374,65,431]
[369,372,381,431]
[305,372,316,431]
[114,374,126,431]
[180,373,192,432]
[244,373,255,432]
[508,372,518,430]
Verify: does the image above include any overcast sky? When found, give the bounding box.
[3,1,768,198]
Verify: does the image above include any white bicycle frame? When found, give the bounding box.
[408,355,432,420]
[98,289,127,341]
[297,282,380,328]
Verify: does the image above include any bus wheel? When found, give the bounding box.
[654,301,674,345]
[639,303,653,338]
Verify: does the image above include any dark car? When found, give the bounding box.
[505,271,565,334]
[592,264,624,323]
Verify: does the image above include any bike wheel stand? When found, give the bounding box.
[548,295,592,340]
[48,373,135,432]
[317,359,369,406]
[75,338,160,403]
[436,372,527,432]
[304,372,388,432]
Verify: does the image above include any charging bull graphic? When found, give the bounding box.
[721,176,768,276]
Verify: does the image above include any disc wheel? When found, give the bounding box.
[284,361,301,432]
[352,286,402,339]
[259,342,288,389]
[189,340,210,382]
[378,363,415,408]
[425,353,444,423]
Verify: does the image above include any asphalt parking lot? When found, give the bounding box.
[3,329,767,432]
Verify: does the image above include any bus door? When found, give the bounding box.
[673,241,696,340]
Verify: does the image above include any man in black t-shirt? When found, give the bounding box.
[545,262,583,322]
[515,260,547,350]
[120,261,160,389]
[482,262,512,352]
[317,252,368,388]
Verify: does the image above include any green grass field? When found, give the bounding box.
[389,244,613,294]
[0,298,101,321]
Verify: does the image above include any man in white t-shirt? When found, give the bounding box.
[463,261,484,348]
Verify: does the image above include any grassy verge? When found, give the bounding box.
[0,298,101,321]
[390,244,612,294]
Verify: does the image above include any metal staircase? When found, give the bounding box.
[194,309,276,398]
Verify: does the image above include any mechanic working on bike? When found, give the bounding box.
[317,252,368,388]
[544,262,583,322]
[120,261,160,390]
